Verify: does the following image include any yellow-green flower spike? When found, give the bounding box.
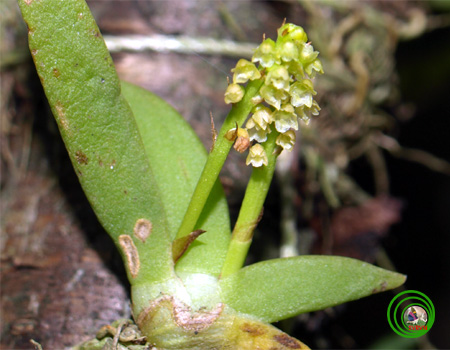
[225,22,323,167]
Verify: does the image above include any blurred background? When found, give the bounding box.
[1,0,449,349]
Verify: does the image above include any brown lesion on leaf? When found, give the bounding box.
[133,218,152,243]
[24,0,34,5]
[137,295,224,334]
[118,235,140,278]
[372,280,388,294]
[52,68,60,78]
[91,29,101,38]
[273,334,302,349]
[54,101,70,134]
[75,150,88,165]
[240,322,266,336]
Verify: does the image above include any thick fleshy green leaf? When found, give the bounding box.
[18,0,173,284]
[219,255,406,323]
[121,82,231,276]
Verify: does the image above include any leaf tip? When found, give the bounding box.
[372,271,407,295]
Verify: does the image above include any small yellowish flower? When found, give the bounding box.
[246,117,271,143]
[232,59,261,84]
[278,41,299,62]
[280,103,295,114]
[251,105,272,130]
[224,83,245,104]
[305,58,324,77]
[252,38,279,68]
[259,84,289,110]
[272,109,298,133]
[265,65,290,91]
[295,100,321,124]
[289,80,316,108]
[299,42,319,66]
[246,144,268,167]
[276,130,296,151]
[286,61,305,81]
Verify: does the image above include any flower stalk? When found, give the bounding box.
[175,79,263,241]
[177,22,324,270]
[221,127,279,278]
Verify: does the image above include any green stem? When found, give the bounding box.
[175,79,264,240]
[220,129,279,278]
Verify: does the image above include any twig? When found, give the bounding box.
[103,34,255,58]
[374,133,450,175]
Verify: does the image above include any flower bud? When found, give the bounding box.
[277,23,308,43]
[224,83,245,104]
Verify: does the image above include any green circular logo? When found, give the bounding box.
[387,290,435,338]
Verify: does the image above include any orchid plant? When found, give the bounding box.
[18,0,405,349]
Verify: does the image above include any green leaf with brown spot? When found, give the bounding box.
[18,0,173,284]
[121,82,231,277]
[219,255,406,323]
